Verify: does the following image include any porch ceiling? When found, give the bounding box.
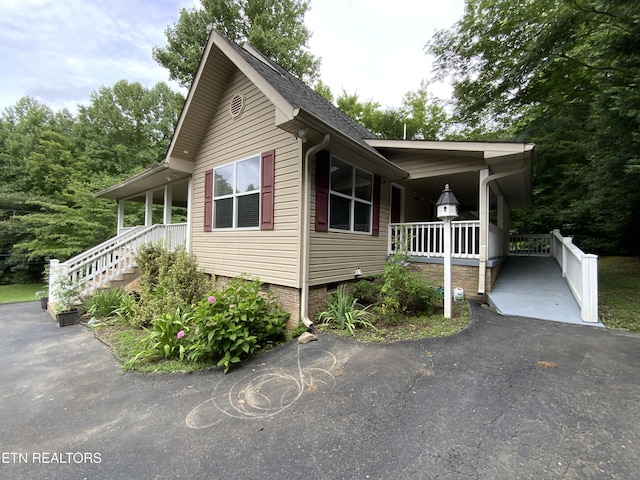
[407,172,481,211]
[368,139,534,209]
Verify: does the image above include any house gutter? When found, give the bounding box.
[300,133,331,328]
[478,163,528,295]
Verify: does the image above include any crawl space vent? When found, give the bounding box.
[229,93,245,119]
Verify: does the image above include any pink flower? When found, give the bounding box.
[177,330,185,339]
[207,295,216,304]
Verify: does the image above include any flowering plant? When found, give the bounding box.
[125,306,191,369]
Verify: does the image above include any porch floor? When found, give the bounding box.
[487,256,603,327]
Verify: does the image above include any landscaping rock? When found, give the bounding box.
[297,332,317,344]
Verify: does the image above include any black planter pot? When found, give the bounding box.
[40,297,48,310]
[57,308,79,327]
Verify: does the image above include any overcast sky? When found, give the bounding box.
[0,0,465,114]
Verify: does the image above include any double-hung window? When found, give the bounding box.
[329,156,373,233]
[213,155,260,229]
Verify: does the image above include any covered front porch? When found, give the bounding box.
[371,139,534,295]
[370,139,599,325]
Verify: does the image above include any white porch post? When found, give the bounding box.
[117,199,125,234]
[145,191,153,227]
[582,254,599,323]
[497,195,510,256]
[443,217,453,318]
[478,169,489,294]
[186,177,193,253]
[163,185,173,225]
[48,259,68,304]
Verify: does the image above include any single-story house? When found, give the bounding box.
[80,30,536,326]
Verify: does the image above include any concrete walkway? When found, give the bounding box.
[487,256,603,327]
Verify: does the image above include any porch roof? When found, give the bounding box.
[95,163,191,206]
[366,139,535,209]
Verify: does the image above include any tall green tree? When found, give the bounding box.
[428,0,640,254]
[0,97,74,192]
[0,81,184,281]
[335,82,451,140]
[75,80,184,176]
[153,0,320,87]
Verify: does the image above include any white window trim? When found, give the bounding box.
[213,154,261,230]
[328,154,373,235]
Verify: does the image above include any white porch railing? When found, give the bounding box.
[550,229,598,323]
[389,221,480,259]
[49,223,188,302]
[510,233,552,256]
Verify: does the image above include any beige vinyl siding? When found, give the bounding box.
[191,69,302,287]
[391,153,485,179]
[308,154,391,286]
[171,47,235,163]
[398,183,434,222]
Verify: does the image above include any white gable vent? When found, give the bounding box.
[229,93,245,119]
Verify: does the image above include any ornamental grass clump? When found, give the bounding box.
[317,286,376,336]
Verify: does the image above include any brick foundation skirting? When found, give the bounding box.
[410,262,502,298]
[215,263,502,329]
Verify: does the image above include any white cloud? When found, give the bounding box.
[306,0,465,107]
[0,0,190,112]
[0,0,464,114]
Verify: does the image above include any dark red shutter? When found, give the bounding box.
[372,175,381,236]
[204,169,213,232]
[260,149,275,230]
[315,150,330,232]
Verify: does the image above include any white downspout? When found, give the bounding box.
[300,133,331,327]
[478,164,528,294]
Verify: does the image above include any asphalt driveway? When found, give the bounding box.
[1,301,638,479]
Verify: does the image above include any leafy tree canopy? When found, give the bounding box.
[0,81,184,281]
[428,0,640,254]
[153,0,320,87]
[335,81,451,140]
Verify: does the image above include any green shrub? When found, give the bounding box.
[352,277,380,305]
[186,277,288,373]
[130,243,210,326]
[83,287,127,319]
[317,285,376,336]
[379,253,441,315]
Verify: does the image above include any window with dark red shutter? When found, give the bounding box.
[315,150,330,232]
[260,149,275,230]
[372,175,381,237]
[204,169,213,232]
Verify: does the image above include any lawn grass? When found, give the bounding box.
[0,284,46,304]
[598,256,640,331]
[92,318,215,374]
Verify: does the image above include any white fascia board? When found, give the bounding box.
[367,138,534,156]
[165,156,194,174]
[164,30,219,162]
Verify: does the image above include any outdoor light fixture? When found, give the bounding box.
[354,265,362,277]
[436,184,460,319]
[290,128,309,142]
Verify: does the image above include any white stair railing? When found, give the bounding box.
[49,223,188,302]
